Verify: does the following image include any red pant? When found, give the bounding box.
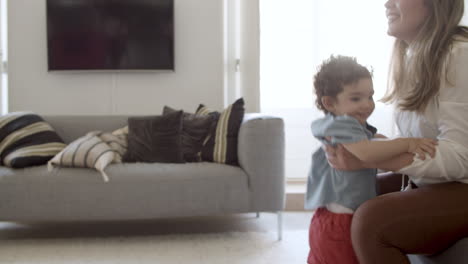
[308,208,358,264]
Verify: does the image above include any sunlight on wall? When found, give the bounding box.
[260,0,393,109]
[462,0,468,26]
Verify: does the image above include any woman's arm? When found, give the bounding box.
[365,152,414,171]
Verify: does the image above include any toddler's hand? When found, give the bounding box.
[407,138,438,160]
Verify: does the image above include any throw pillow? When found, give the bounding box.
[163,106,215,162]
[0,111,66,168]
[102,128,127,163]
[48,131,125,182]
[123,110,184,163]
[195,98,245,165]
[112,125,128,136]
[98,131,127,163]
[111,125,128,163]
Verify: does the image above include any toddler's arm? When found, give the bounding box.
[374,133,387,139]
[342,137,437,163]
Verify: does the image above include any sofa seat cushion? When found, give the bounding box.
[0,163,250,221]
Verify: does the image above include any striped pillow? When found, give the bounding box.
[195,98,245,165]
[106,129,128,163]
[48,131,127,182]
[0,112,66,168]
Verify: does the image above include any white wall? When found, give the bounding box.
[0,0,6,114]
[8,0,226,115]
[239,0,260,113]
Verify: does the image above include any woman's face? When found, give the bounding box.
[385,0,430,43]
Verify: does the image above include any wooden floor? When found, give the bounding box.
[0,212,313,240]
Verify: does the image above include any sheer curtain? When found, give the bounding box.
[260,0,394,180]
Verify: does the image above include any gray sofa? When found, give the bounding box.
[0,114,285,237]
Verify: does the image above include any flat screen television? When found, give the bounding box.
[47,0,174,71]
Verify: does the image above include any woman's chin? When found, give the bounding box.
[387,28,397,38]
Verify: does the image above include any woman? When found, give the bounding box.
[325,0,468,263]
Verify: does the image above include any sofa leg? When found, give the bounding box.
[256,212,260,218]
[277,211,283,241]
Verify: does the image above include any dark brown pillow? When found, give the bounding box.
[163,106,215,162]
[123,110,184,163]
[195,98,245,166]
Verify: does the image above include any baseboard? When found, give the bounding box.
[285,192,305,211]
[285,181,306,211]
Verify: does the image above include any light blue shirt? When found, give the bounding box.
[305,114,378,211]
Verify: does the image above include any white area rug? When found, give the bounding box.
[0,231,309,264]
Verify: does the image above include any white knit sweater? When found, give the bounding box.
[396,40,468,186]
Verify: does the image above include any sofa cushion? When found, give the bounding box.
[163,106,214,162]
[0,111,66,168]
[0,162,250,221]
[123,110,184,163]
[196,98,245,165]
[48,131,126,182]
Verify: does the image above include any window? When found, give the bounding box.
[260,0,395,180]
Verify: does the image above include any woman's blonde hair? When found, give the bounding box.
[381,0,468,112]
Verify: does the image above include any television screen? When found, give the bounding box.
[47,0,174,71]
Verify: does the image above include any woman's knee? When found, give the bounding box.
[352,199,379,235]
[351,195,396,246]
[350,195,402,263]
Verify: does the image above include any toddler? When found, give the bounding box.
[305,55,437,264]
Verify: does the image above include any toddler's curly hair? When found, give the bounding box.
[314,55,372,113]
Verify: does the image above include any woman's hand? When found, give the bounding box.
[406,138,438,160]
[324,144,371,171]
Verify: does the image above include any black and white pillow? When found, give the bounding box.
[0,112,66,168]
[195,98,245,166]
[48,131,127,182]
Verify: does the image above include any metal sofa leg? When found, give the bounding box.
[277,211,283,241]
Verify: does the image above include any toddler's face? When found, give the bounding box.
[331,78,375,125]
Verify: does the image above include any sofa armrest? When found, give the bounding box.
[238,113,285,212]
